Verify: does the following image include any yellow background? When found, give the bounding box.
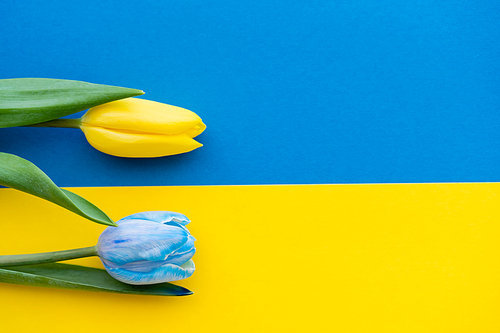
[0,183,499,332]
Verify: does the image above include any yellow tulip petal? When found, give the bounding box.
[81,126,203,158]
[184,121,207,138]
[82,98,204,136]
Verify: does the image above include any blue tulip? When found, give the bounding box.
[96,211,196,285]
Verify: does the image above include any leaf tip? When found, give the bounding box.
[129,89,145,97]
[173,285,194,296]
[99,219,118,227]
[177,289,194,296]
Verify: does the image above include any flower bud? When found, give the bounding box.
[96,211,196,285]
[80,98,206,158]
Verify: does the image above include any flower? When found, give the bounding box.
[96,211,196,285]
[80,98,206,158]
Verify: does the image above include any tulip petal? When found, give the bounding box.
[97,220,190,265]
[167,247,196,266]
[82,98,205,136]
[105,239,195,270]
[81,126,203,158]
[170,235,196,256]
[122,211,191,225]
[184,121,207,138]
[102,260,195,285]
[102,259,167,273]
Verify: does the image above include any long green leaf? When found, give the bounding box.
[0,152,116,226]
[0,263,192,296]
[0,78,144,128]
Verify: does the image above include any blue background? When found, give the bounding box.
[1,0,499,186]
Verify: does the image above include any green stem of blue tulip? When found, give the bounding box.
[25,118,82,129]
[0,246,97,267]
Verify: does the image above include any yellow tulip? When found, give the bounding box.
[80,98,206,158]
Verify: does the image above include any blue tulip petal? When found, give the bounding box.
[120,211,191,225]
[164,235,195,263]
[102,260,196,285]
[98,220,190,265]
[164,221,192,233]
[167,248,196,266]
[171,235,195,255]
[102,258,167,273]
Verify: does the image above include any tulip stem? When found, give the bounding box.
[0,246,98,267]
[25,118,82,129]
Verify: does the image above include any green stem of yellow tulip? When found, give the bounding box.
[0,246,97,267]
[25,118,82,129]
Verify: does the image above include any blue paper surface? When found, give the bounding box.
[1,0,499,186]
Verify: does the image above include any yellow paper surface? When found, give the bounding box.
[0,183,499,332]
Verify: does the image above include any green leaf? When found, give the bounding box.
[0,152,116,227]
[0,263,193,296]
[0,78,144,128]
